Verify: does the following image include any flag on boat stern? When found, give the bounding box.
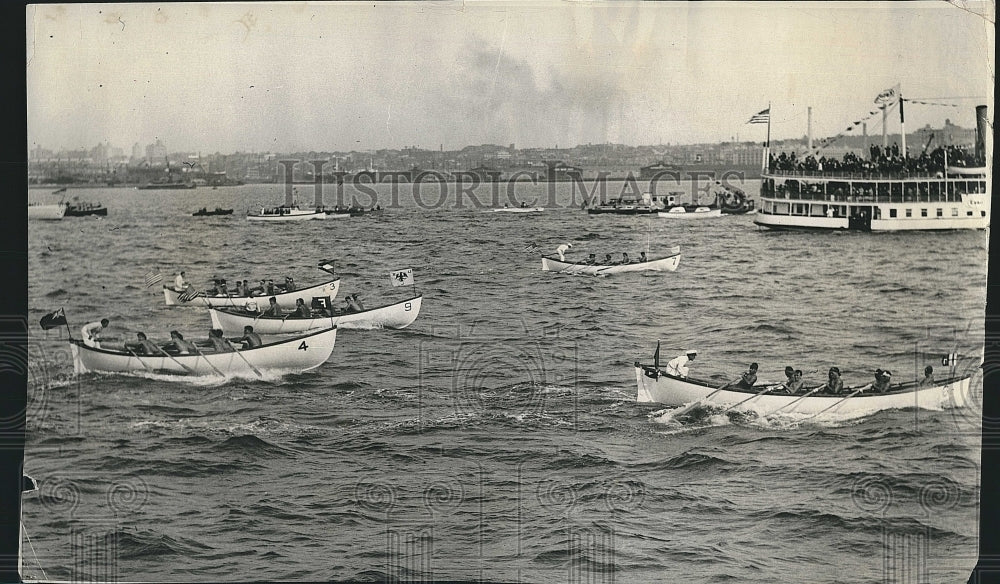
[317,259,336,273]
[390,268,414,287]
[747,108,770,124]
[39,308,67,330]
[143,270,164,288]
[178,288,201,302]
[653,341,660,370]
[941,353,958,367]
[522,242,540,253]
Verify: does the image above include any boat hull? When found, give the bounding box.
[163,279,340,309]
[634,366,972,418]
[542,251,680,274]
[71,327,337,376]
[658,206,723,218]
[209,295,423,334]
[65,205,107,217]
[489,207,544,213]
[248,207,327,221]
[587,206,657,215]
[27,204,66,220]
[193,209,234,216]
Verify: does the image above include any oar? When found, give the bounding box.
[153,345,196,375]
[228,342,263,378]
[800,389,864,422]
[722,385,777,413]
[124,347,154,372]
[672,382,731,418]
[190,345,226,377]
[767,386,823,416]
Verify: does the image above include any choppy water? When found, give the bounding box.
[25,180,985,582]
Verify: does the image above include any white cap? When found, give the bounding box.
[684,349,698,355]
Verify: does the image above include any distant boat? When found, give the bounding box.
[658,206,723,219]
[542,247,681,274]
[51,187,67,194]
[247,205,327,222]
[28,203,67,220]
[489,204,544,213]
[192,207,234,217]
[137,181,196,190]
[587,195,658,215]
[65,202,108,217]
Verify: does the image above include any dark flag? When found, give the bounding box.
[317,259,336,273]
[311,296,332,310]
[178,288,201,302]
[653,341,661,371]
[40,308,67,330]
[941,353,957,367]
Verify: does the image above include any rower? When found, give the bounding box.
[234,325,263,350]
[292,298,312,318]
[638,251,647,263]
[822,367,844,394]
[262,297,282,317]
[917,366,935,387]
[665,350,697,378]
[621,252,631,264]
[724,363,758,390]
[166,330,198,355]
[604,253,614,265]
[786,370,804,393]
[208,328,234,353]
[174,271,190,292]
[586,253,597,265]
[128,332,160,356]
[285,277,296,292]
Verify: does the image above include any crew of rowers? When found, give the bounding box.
[172,272,300,297]
[83,317,264,355]
[584,252,647,265]
[246,294,366,318]
[659,350,938,395]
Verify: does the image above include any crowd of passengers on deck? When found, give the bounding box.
[769,144,983,175]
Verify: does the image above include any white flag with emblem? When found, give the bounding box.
[390,268,414,287]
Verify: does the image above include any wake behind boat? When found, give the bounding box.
[542,246,681,274]
[71,326,338,376]
[634,364,972,418]
[209,294,423,334]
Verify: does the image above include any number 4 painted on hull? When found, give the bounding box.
[298,341,308,351]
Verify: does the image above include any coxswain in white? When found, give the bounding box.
[665,349,697,378]
[81,318,109,348]
[556,243,573,261]
[174,271,190,292]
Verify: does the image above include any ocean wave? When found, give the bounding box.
[116,529,213,559]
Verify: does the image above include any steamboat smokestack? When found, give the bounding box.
[807,106,813,153]
[975,105,989,162]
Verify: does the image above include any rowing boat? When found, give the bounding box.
[247,205,327,221]
[163,278,340,309]
[208,295,423,334]
[634,364,972,417]
[488,207,544,213]
[71,327,337,376]
[541,247,681,274]
[658,206,723,218]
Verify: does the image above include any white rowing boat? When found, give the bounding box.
[488,207,545,213]
[208,295,423,334]
[541,247,681,275]
[247,205,327,221]
[634,364,972,418]
[71,327,337,376]
[28,203,67,220]
[163,278,341,309]
[658,206,723,218]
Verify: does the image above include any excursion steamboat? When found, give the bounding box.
[754,105,990,232]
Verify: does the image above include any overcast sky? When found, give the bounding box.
[26,1,995,153]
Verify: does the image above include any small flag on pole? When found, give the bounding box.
[317,259,336,274]
[39,308,67,330]
[875,84,900,105]
[747,108,770,124]
[143,270,164,288]
[941,353,958,367]
[389,268,414,287]
[178,288,202,302]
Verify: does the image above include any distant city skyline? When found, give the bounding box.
[27,2,994,154]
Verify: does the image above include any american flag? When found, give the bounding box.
[143,270,164,288]
[178,288,202,302]
[746,108,770,124]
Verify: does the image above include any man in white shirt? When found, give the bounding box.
[174,271,190,292]
[665,349,697,377]
[556,243,573,261]
[81,318,109,348]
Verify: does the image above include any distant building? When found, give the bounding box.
[639,160,683,179]
[146,139,167,165]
